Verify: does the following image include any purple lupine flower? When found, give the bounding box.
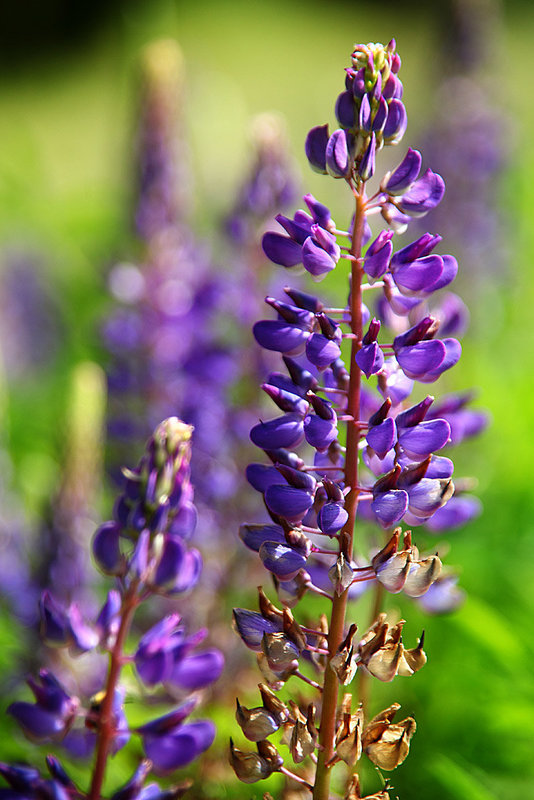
[8,671,79,743]
[5,418,222,798]
[138,712,216,774]
[232,38,485,796]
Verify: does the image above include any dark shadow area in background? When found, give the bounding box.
[0,0,516,71]
[0,0,142,70]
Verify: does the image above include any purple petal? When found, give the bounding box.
[399,169,445,216]
[422,455,454,479]
[253,320,309,354]
[303,194,332,228]
[67,605,99,654]
[306,333,341,369]
[262,383,309,415]
[136,649,174,687]
[302,237,337,278]
[170,650,224,690]
[398,419,451,459]
[399,419,451,461]
[232,609,282,650]
[259,541,308,580]
[363,447,396,476]
[311,224,339,258]
[383,147,421,194]
[62,729,96,758]
[250,413,305,450]
[363,232,393,280]
[129,530,150,578]
[358,132,376,181]
[418,339,461,383]
[326,129,351,178]
[305,124,329,173]
[372,97,388,133]
[393,255,444,295]
[239,523,286,552]
[359,93,372,133]
[303,414,338,451]
[395,340,446,380]
[381,202,412,232]
[92,522,122,575]
[425,254,458,292]
[395,396,434,429]
[264,484,314,523]
[39,592,70,648]
[382,98,407,143]
[352,68,366,99]
[390,233,442,267]
[438,407,489,446]
[276,212,313,244]
[407,478,454,518]
[172,549,203,594]
[335,90,357,129]
[245,464,286,493]
[355,341,384,379]
[371,489,408,528]
[137,700,199,736]
[153,537,186,591]
[393,316,436,349]
[317,502,348,535]
[367,418,397,459]
[382,73,403,100]
[168,501,197,540]
[386,287,423,316]
[143,721,215,773]
[261,232,302,267]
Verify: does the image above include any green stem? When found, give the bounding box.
[312,189,366,800]
[88,583,139,800]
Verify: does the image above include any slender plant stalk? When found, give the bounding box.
[312,189,366,800]
[89,585,139,800]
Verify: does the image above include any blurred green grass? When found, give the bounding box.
[1,1,534,798]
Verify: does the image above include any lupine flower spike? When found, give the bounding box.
[4,418,223,799]
[233,39,485,799]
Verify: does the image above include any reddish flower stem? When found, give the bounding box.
[88,583,140,800]
[312,189,366,800]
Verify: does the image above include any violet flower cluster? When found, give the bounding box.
[231,40,485,799]
[104,44,295,526]
[3,418,223,800]
[104,44,301,624]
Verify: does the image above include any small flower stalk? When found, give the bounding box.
[232,40,485,799]
[4,418,223,799]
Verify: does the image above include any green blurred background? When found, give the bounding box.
[0,0,533,798]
